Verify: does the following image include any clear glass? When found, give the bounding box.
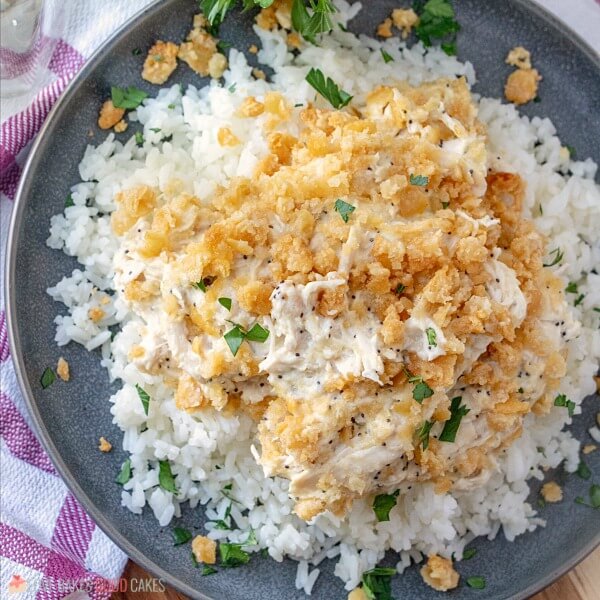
[0,0,64,99]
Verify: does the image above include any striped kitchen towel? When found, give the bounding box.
[1,3,155,598]
[0,1,599,599]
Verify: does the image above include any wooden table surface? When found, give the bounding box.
[114,547,599,599]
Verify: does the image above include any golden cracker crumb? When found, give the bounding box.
[541,481,563,503]
[504,68,541,105]
[506,46,532,70]
[391,8,419,39]
[142,40,179,84]
[191,535,217,564]
[249,44,259,54]
[178,20,218,76]
[252,67,266,80]
[217,126,240,147]
[98,100,125,130]
[420,555,459,592]
[98,437,112,452]
[57,357,70,382]
[208,52,228,79]
[113,119,128,133]
[377,17,393,38]
[583,444,597,455]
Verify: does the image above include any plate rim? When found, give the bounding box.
[5,1,600,598]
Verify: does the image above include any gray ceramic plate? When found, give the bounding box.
[6,1,600,598]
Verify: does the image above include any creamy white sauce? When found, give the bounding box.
[403,313,447,361]
[485,259,527,326]
[260,275,384,394]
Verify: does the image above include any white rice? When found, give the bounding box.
[46,1,600,593]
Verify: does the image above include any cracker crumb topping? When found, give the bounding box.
[506,46,532,70]
[98,437,112,452]
[142,41,179,84]
[420,554,459,591]
[57,357,70,382]
[392,8,419,39]
[98,100,125,130]
[504,68,541,105]
[541,481,563,503]
[191,535,217,564]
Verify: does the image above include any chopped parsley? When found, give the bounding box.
[425,327,437,347]
[380,48,394,63]
[135,384,150,416]
[202,566,218,576]
[111,86,148,110]
[554,393,575,418]
[217,40,232,53]
[193,277,214,292]
[404,370,434,403]
[441,201,449,209]
[372,490,399,522]
[466,576,486,589]
[361,567,396,600]
[576,460,591,480]
[115,458,132,485]
[413,0,461,56]
[565,282,578,294]
[224,325,246,357]
[305,68,353,109]
[439,396,470,442]
[134,131,144,146]
[228,83,237,93]
[158,460,178,494]
[65,193,74,208]
[210,503,233,530]
[574,293,585,307]
[395,284,406,295]
[334,198,356,222]
[172,527,192,546]
[132,47,142,56]
[224,322,270,356]
[543,247,564,268]
[245,323,270,342]
[417,420,434,450]
[291,0,336,43]
[462,547,477,560]
[566,145,576,159]
[40,367,56,389]
[409,174,429,186]
[150,127,161,133]
[219,543,250,567]
[200,0,275,32]
[218,297,232,311]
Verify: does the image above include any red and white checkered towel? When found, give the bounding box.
[0,1,598,598]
